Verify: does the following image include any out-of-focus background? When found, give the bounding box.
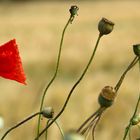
[0,0,140,140]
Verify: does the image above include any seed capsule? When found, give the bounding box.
[133,44,140,56]
[69,5,79,16]
[132,114,140,125]
[98,18,114,36]
[42,107,54,119]
[98,86,116,107]
[64,131,84,140]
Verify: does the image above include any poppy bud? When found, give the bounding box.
[132,114,140,125]
[69,5,79,17]
[42,107,54,119]
[133,44,140,56]
[64,131,84,140]
[98,18,114,36]
[98,86,116,107]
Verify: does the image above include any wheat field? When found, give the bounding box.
[0,1,140,140]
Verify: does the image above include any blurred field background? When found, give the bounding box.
[0,0,140,140]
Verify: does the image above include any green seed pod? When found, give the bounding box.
[69,5,79,16]
[133,44,140,56]
[98,18,114,36]
[98,86,116,107]
[64,132,84,140]
[42,107,54,119]
[132,114,140,125]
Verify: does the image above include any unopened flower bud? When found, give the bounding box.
[132,114,140,125]
[98,18,114,36]
[42,107,54,119]
[98,86,116,107]
[64,131,84,140]
[133,44,140,56]
[69,5,79,17]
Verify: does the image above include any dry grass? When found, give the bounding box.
[0,1,140,140]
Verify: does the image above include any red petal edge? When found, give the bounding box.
[0,39,26,85]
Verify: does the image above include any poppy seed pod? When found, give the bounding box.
[98,18,114,36]
[69,5,79,16]
[64,132,84,140]
[132,114,140,125]
[98,86,116,107]
[42,107,54,119]
[133,44,140,56]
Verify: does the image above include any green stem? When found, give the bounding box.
[77,108,101,133]
[114,56,139,92]
[123,56,140,140]
[54,120,64,139]
[34,34,103,140]
[1,112,41,140]
[45,119,64,140]
[45,120,51,140]
[37,15,72,138]
[123,93,140,140]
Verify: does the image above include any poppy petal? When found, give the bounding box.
[0,39,26,85]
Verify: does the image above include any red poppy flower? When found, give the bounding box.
[0,39,26,85]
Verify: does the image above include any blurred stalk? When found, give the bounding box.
[34,33,103,140]
[1,112,41,140]
[36,6,79,139]
[123,93,140,140]
[45,119,64,140]
[35,17,114,139]
[114,56,139,92]
[123,56,139,139]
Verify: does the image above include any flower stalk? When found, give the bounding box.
[35,17,114,139]
[36,5,79,138]
[1,112,41,140]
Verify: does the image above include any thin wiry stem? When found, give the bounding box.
[80,114,100,135]
[77,108,100,133]
[45,119,64,140]
[114,56,139,92]
[37,15,72,138]
[1,112,41,140]
[45,120,51,140]
[34,34,103,140]
[78,107,105,137]
[123,93,140,140]
[92,115,102,140]
[54,120,64,139]
[123,56,140,140]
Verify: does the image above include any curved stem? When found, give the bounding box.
[80,114,99,135]
[1,112,41,140]
[54,120,64,139]
[34,34,103,140]
[123,93,140,140]
[37,15,72,137]
[45,120,51,140]
[92,114,102,140]
[77,108,101,133]
[114,56,139,92]
[45,119,64,140]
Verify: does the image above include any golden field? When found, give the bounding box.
[0,1,140,140]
